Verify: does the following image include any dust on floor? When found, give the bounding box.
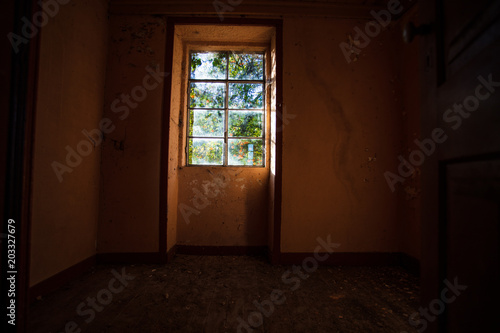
[28,255,420,332]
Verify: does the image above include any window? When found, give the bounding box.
[187,51,266,166]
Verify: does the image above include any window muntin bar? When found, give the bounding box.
[187,51,266,167]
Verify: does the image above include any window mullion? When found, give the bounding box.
[187,50,266,167]
[224,51,229,166]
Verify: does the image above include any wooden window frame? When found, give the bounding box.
[186,50,268,167]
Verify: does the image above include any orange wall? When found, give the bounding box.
[279,15,420,256]
[281,17,403,252]
[166,29,183,252]
[30,0,108,286]
[268,32,278,251]
[98,15,166,253]
[177,168,269,246]
[28,3,422,289]
[101,13,421,255]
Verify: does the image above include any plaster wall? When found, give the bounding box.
[98,15,166,253]
[30,0,108,286]
[101,13,420,256]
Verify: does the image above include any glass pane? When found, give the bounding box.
[228,111,263,137]
[190,110,224,137]
[189,83,225,108]
[229,53,264,80]
[189,139,224,165]
[228,139,264,166]
[190,52,227,80]
[228,83,263,109]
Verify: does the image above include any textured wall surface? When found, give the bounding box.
[100,13,421,255]
[98,15,166,253]
[280,17,408,253]
[30,7,421,287]
[30,0,108,286]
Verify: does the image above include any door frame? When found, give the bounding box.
[1,0,40,331]
[159,17,284,263]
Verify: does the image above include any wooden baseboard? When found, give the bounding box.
[167,245,177,262]
[29,255,96,303]
[96,252,163,264]
[268,247,280,265]
[176,245,267,256]
[278,252,403,266]
[96,249,180,265]
[398,253,420,276]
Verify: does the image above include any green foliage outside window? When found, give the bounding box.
[187,51,265,166]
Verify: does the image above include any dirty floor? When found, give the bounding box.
[28,255,420,332]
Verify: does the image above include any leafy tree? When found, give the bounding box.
[188,51,265,166]
[229,53,264,80]
[229,111,263,137]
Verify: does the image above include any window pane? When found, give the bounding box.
[229,53,264,80]
[228,83,263,109]
[189,139,224,165]
[228,139,264,166]
[189,83,225,108]
[190,52,227,80]
[190,110,224,137]
[228,111,263,137]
